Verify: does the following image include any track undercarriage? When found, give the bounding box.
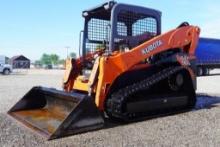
[105,65,196,121]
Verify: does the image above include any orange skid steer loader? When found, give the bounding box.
[8,1,200,140]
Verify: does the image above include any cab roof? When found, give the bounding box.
[82,1,161,20]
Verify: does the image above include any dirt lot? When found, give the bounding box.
[1,69,220,147]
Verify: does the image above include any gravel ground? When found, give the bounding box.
[1,69,220,147]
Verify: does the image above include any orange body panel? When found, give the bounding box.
[64,25,200,111]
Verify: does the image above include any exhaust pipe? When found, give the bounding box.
[8,87,104,140]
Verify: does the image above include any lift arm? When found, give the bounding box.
[108,25,200,72]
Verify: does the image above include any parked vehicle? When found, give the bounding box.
[43,64,53,69]
[8,1,200,140]
[0,55,12,75]
[196,38,220,76]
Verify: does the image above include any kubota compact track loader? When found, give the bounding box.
[8,1,200,140]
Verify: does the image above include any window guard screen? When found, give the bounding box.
[132,17,157,36]
[86,18,110,53]
[114,10,157,50]
[117,11,157,36]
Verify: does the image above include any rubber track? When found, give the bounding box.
[107,66,185,120]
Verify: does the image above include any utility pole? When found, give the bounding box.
[65,46,70,58]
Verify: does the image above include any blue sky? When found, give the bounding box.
[1,0,220,60]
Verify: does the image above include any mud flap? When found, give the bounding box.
[8,87,104,140]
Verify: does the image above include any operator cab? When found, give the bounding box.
[81,1,161,56]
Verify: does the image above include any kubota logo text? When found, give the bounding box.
[142,40,163,54]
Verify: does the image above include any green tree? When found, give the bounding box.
[39,53,62,66]
[58,59,65,65]
[50,54,59,65]
[34,60,42,65]
[41,54,51,65]
[69,52,77,59]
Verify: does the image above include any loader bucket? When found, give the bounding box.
[8,87,104,140]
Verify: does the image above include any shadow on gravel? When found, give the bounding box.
[195,94,220,109]
[103,94,220,130]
